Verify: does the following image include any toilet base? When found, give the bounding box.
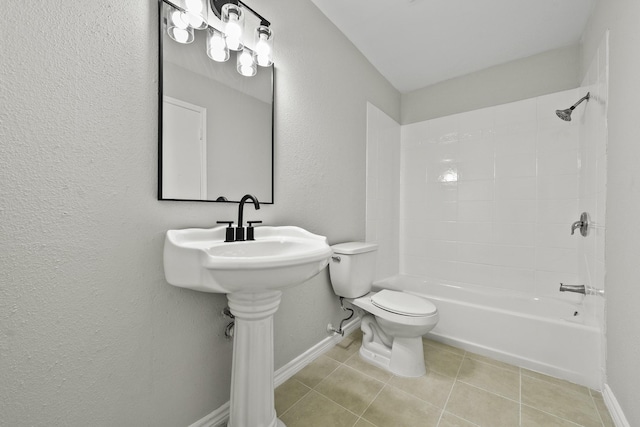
[359,317,426,377]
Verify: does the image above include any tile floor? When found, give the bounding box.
[275,331,614,427]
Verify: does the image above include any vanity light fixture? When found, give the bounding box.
[163,0,274,77]
[206,27,230,62]
[184,0,208,29]
[221,3,244,51]
[166,6,195,44]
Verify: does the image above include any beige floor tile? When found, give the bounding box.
[275,378,311,416]
[423,344,464,378]
[315,365,385,416]
[423,337,466,356]
[349,328,363,340]
[362,384,441,427]
[445,382,519,427]
[387,370,454,408]
[280,390,358,427]
[325,332,363,363]
[457,357,520,401]
[592,394,615,427]
[438,412,480,427]
[464,351,520,373]
[522,368,591,396]
[345,353,393,383]
[292,354,341,388]
[353,417,377,427]
[521,375,602,427]
[521,405,584,426]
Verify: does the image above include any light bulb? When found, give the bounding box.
[207,28,229,62]
[239,50,253,66]
[222,4,244,51]
[166,4,194,44]
[254,26,273,67]
[185,0,203,13]
[172,28,190,44]
[171,10,189,29]
[184,0,207,30]
[186,14,204,29]
[237,48,256,77]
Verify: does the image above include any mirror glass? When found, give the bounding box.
[159,0,274,203]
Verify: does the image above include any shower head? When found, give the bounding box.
[555,92,590,121]
[555,108,573,121]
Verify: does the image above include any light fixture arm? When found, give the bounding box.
[210,0,270,26]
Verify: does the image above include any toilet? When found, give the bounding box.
[329,242,439,377]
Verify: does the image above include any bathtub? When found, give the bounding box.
[374,274,603,390]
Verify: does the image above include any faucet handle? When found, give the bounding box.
[247,221,262,241]
[216,221,235,242]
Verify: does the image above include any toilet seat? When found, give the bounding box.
[350,292,438,327]
[371,289,437,317]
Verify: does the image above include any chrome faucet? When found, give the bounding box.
[559,283,605,296]
[236,194,260,241]
[559,283,586,294]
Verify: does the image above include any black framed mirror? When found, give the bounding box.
[158,0,274,203]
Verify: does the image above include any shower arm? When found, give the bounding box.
[569,93,591,110]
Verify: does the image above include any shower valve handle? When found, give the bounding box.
[570,212,589,237]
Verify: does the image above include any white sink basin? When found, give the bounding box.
[164,225,332,293]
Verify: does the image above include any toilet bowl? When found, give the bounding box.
[329,243,439,377]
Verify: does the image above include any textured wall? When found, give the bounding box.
[0,1,399,426]
[401,45,581,125]
[582,0,640,424]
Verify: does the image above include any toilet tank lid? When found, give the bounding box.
[331,242,378,255]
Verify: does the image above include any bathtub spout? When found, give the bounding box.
[559,283,586,294]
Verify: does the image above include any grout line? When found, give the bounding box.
[588,391,607,427]
[277,381,311,419]
[520,404,588,427]
[340,361,389,387]
[519,366,522,427]
[454,380,522,405]
[435,349,467,427]
[353,382,387,427]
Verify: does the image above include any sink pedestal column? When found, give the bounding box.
[227,291,285,427]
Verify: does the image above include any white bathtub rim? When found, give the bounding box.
[405,290,600,331]
[376,274,601,329]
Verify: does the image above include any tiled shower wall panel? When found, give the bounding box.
[400,89,585,297]
[578,33,608,383]
[366,103,401,280]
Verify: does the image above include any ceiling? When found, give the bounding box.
[310,0,596,93]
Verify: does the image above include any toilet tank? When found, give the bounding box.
[329,242,378,298]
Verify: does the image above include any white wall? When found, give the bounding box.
[401,45,581,125]
[400,90,590,299]
[581,1,640,424]
[0,0,400,425]
[366,103,401,280]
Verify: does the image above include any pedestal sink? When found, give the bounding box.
[164,226,332,427]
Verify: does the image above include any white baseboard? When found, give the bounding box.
[189,317,361,427]
[188,402,229,427]
[603,384,631,427]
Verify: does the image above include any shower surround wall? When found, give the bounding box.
[400,89,585,298]
[578,33,609,384]
[366,103,401,280]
